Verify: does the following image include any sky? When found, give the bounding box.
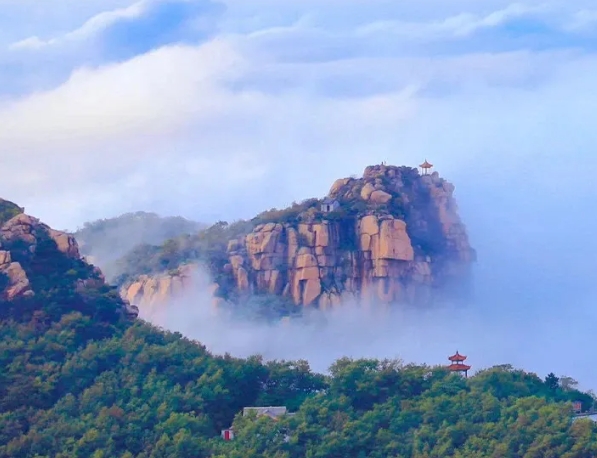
[2,0,597,386]
[1,0,597,229]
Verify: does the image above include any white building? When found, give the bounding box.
[243,406,288,419]
[572,413,597,423]
[321,197,340,213]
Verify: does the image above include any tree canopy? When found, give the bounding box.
[2,297,597,457]
[1,221,596,457]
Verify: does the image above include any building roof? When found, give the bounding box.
[572,413,597,423]
[448,351,467,362]
[419,159,433,169]
[243,406,287,418]
[321,197,338,205]
[447,363,471,371]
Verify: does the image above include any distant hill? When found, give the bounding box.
[73,211,205,281]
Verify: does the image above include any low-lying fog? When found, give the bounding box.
[93,152,597,392]
[141,172,597,391]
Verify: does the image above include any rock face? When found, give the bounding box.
[0,212,82,301]
[121,164,475,309]
[0,204,138,319]
[223,165,474,307]
[121,264,198,317]
[0,249,32,300]
[120,264,222,320]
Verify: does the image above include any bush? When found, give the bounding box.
[252,199,319,225]
[0,200,23,226]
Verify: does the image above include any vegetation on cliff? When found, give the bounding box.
[112,219,253,287]
[1,198,597,457]
[0,199,24,226]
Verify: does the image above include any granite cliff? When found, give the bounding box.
[0,198,138,320]
[119,164,475,311]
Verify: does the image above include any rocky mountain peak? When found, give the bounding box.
[121,163,476,312]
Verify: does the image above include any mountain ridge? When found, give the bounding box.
[73,211,205,282]
[114,163,476,314]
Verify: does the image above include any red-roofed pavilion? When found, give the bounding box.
[447,351,471,377]
[419,159,433,175]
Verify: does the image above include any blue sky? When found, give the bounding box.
[1,0,596,227]
[1,0,597,383]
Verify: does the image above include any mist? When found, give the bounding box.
[123,139,597,390]
[139,207,597,393]
[120,141,597,391]
[4,0,597,391]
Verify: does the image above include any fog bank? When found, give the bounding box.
[142,255,597,392]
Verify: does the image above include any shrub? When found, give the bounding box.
[0,199,23,226]
[252,198,319,225]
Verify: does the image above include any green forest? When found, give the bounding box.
[1,251,597,457]
[1,200,597,457]
[3,304,597,458]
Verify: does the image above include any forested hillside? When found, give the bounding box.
[1,200,597,457]
[2,305,597,457]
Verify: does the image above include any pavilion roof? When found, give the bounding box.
[448,351,467,362]
[447,363,471,371]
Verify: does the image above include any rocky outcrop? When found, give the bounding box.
[0,213,82,258]
[0,249,32,300]
[121,264,198,312]
[0,206,138,319]
[120,264,221,319]
[0,213,83,301]
[221,165,474,307]
[226,215,424,307]
[120,164,476,309]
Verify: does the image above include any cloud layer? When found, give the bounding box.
[145,266,597,392]
[1,0,596,229]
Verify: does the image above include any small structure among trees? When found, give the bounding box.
[243,406,288,419]
[447,351,471,378]
[221,406,290,440]
[573,401,583,414]
[321,197,340,213]
[221,428,234,441]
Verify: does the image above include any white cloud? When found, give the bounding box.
[356,3,537,40]
[0,0,595,232]
[1,0,597,387]
[0,0,136,45]
[1,41,242,145]
[9,1,146,50]
[565,9,597,31]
